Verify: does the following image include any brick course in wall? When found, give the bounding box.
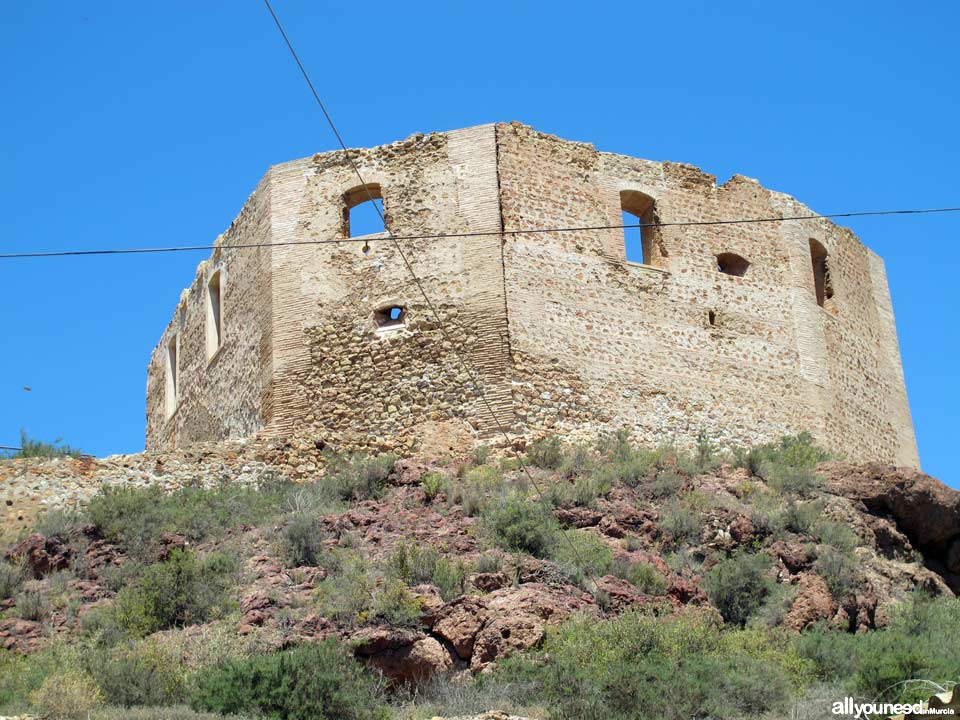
[145,122,919,467]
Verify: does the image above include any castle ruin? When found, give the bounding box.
[145,122,918,467]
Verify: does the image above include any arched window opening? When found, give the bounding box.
[343,184,386,239]
[206,270,222,359]
[716,252,750,277]
[164,335,179,418]
[375,305,405,330]
[620,190,662,266]
[809,239,835,308]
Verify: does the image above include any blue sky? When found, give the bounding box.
[1,2,957,486]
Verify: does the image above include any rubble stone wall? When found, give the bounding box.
[496,122,917,465]
[145,175,274,451]
[145,122,918,467]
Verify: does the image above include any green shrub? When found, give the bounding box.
[393,670,540,719]
[526,435,563,469]
[87,480,300,560]
[190,639,389,720]
[314,554,373,626]
[89,707,251,720]
[550,530,613,583]
[572,472,611,507]
[645,468,684,499]
[704,552,774,626]
[814,547,859,598]
[328,453,397,501]
[103,550,237,638]
[484,495,559,558]
[30,668,104,719]
[661,499,702,546]
[471,445,492,466]
[12,429,83,459]
[0,559,24,601]
[596,429,659,486]
[371,580,423,627]
[561,444,594,479]
[89,640,187,707]
[34,507,84,538]
[615,560,668,595]
[496,609,808,720]
[796,594,960,705]
[387,542,466,601]
[690,428,721,474]
[280,513,326,567]
[745,433,830,497]
[449,465,504,516]
[15,586,51,621]
[472,551,505,575]
[749,582,797,629]
[0,641,93,713]
[783,499,821,534]
[422,472,445,502]
[815,520,859,552]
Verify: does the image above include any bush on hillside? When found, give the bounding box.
[370,580,423,628]
[0,560,24,601]
[86,480,301,560]
[280,512,327,567]
[12,429,83,459]
[189,640,389,720]
[90,550,237,639]
[704,552,774,626]
[484,495,559,558]
[526,435,564,470]
[814,547,860,599]
[496,609,810,720]
[661,499,702,546]
[328,453,396,501]
[387,542,466,601]
[743,433,831,496]
[796,593,960,705]
[29,668,104,720]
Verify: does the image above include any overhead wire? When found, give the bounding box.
[1,206,959,259]
[261,0,616,603]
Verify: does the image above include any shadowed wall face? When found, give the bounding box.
[145,123,918,467]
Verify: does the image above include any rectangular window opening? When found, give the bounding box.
[206,270,222,358]
[165,335,178,418]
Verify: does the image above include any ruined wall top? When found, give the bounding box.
[145,122,918,468]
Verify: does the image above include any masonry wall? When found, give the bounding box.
[496,122,918,465]
[145,176,274,450]
[146,122,918,467]
[260,124,513,454]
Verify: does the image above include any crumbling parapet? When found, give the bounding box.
[145,122,918,467]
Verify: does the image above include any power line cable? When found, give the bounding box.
[1,206,958,259]
[262,0,613,603]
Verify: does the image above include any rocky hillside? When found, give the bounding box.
[0,433,958,719]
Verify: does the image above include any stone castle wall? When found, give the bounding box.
[145,175,274,450]
[145,122,919,466]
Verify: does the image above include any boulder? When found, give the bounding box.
[6,533,72,578]
[824,462,960,552]
[351,626,455,685]
[783,573,836,632]
[594,575,649,612]
[469,571,510,593]
[0,618,41,653]
[486,582,597,623]
[470,614,544,671]
[433,596,489,659]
